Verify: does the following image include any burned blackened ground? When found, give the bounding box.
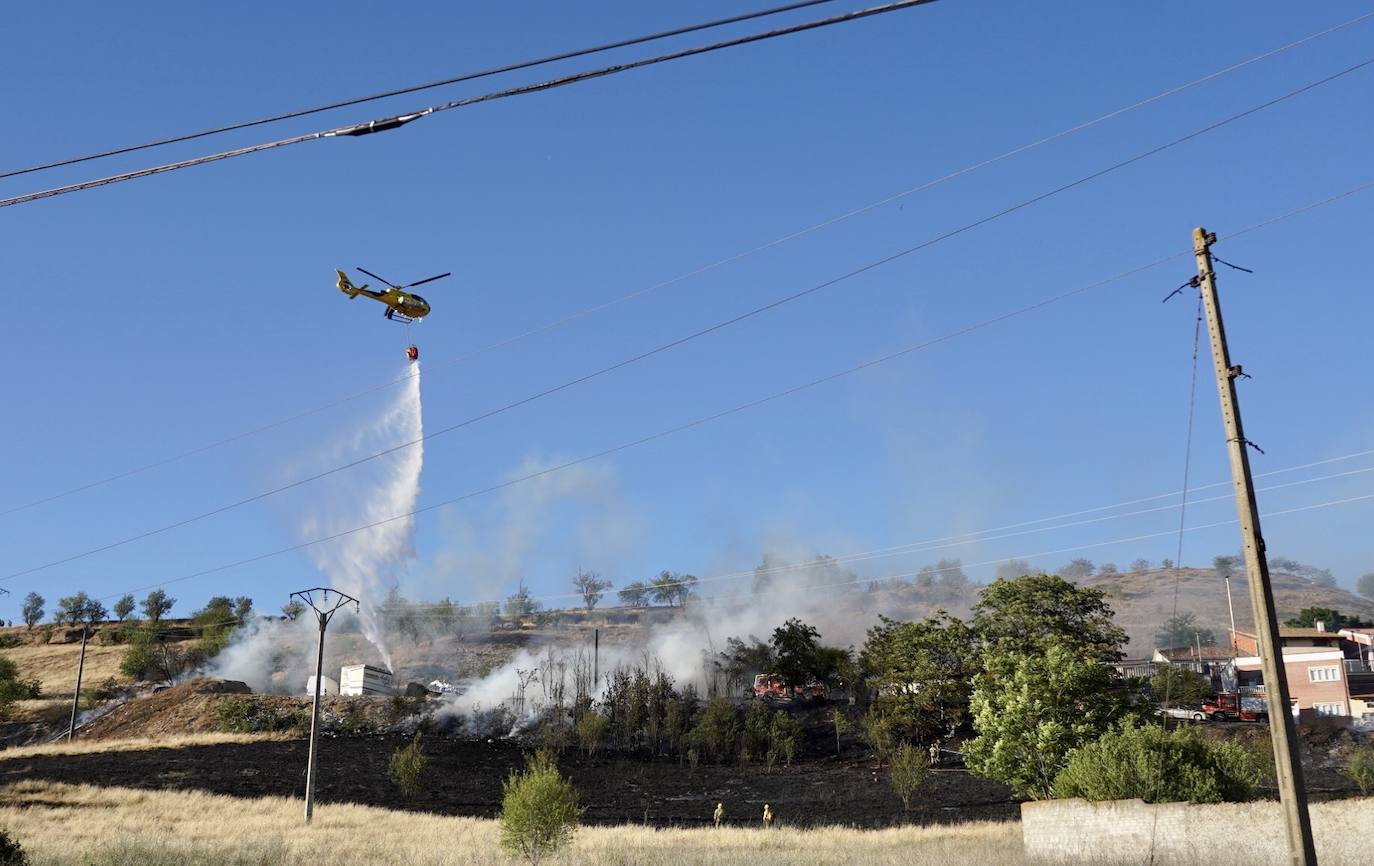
[0,736,1018,828]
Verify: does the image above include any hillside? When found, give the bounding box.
[1081,567,1374,653]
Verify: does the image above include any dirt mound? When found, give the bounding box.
[83,678,252,740]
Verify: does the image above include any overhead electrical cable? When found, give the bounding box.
[5,16,1368,518]
[97,485,1374,607]
[5,58,1372,581]
[67,180,1374,601]
[0,0,944,209]
[0,0,849,181]
[381,464,1374,610]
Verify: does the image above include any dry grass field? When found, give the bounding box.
[1,642,136,698]
[0,781,1024,866]
[0,781,1369,866]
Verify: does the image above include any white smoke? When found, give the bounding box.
[298,364,424,672]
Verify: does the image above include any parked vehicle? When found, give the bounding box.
[752,673,825,702]
[1201,692,1269,723]
[1160,706,1207,723]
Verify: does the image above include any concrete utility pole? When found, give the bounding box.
[1193,227,1317,866]
[292,586,358,825]
[68,624,89,742]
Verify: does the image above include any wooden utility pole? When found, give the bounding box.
[1193,227,1316,866]
[292,586,358,825]
[67,624,89,742]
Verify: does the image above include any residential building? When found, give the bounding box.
[1229,623,1364,720]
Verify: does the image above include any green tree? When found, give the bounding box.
[572,570,612,612]
[55,592,105,627]
[1284,607,1370,629]
[141,590,174,623]
[994,559,1034,581]
[767,710,802,769]
[1213,555,1239,578]
[21,593,44,630]
[972,573,1127,661]
[281,599,306,621]
[616,581,650,608]
[690,698,739,763]
[575,711,608,757]
[889,741,929,810]
[504,584,540,618]
[232,596,253,622]
[1129,558,1151,572]
[712,636,774,695]
[963,641,1125,799]
[388,733,428,799]
[499,751,581,866]
[829,708,852,757]
[1154,612,1216,649]
[649,571,696,607]
[860,612,976,741]
[1097,562,1119,576]
[1358,572,1374,601]
[1057,558,1096,580]
[861,708,898,767]
[112,594,135,622]
[774,618,846,692]
[1151,664,1213,708]
[192,597,238,657]
[1053,722,1263,803]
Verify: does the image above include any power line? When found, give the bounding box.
[381,463,1374,611]
[201,486,1374,615]
[0,0,943,210]
[6,15,1366,518]
[74,181,1374,603]
[7,63,1368,582]
[0,0,848,182]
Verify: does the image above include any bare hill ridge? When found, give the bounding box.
[1081,567,1374,653]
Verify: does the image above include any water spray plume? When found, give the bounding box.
[300,364,424,672]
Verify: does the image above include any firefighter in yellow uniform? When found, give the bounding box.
[763,803,775,828]
[713,802,724,827]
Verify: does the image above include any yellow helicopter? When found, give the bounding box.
[336,267,450,323]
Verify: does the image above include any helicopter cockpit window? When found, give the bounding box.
[411,295,427,304]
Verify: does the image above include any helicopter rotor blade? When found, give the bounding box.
[356,267,400,288]
[403,272,452,289]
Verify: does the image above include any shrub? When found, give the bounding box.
[389,733,428,799]
[500,750,581,866]
[0,828,26,866]
[217,697,255,733]
[862,709,898,766]
[690,698,739,764]
[78,677,120,711]
[768,710,802,769]
[889,741,929,809]
[1052,722,1263,803]
[575,711,608,757]
[1346,741,1374,795]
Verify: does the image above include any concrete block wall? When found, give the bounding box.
[1019,797,1366,866]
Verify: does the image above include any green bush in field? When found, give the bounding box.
[216,697,255,733]
[500,750,581,866]
[575,711,608,757]
[389,733,428,799]
[1346,741,1374,794]
[690,698,739,764]
[1052,722,1263,803]
[889,741,929,810]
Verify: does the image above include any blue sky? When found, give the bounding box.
[2,1,1372,621]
